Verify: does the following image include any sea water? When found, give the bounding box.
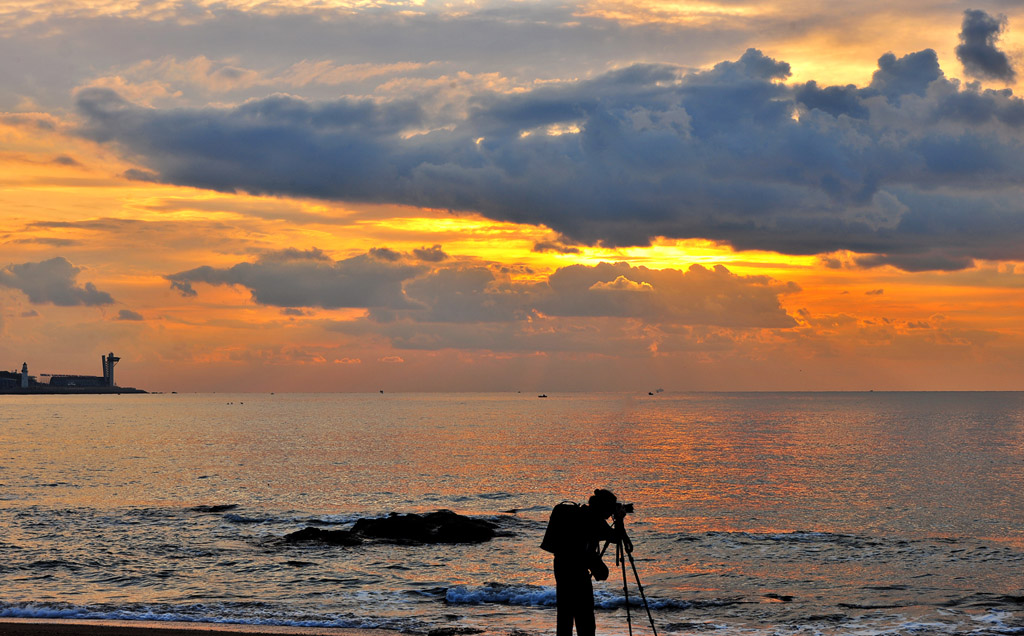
[1,392,1022,635]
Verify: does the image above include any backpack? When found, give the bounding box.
[540,501,582,554]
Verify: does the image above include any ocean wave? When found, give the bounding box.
[0,601,425,632]
[22,559,81,571]
[445,583,556,606]
[594,590,706,611]
[701,530,856,543]
[303,514,366,525]
[442,583,692,611]
[501,505,551,514]
[478,492,517,501]
[0,604,93,619]
[202,507,367,527]
[223,513,274,524]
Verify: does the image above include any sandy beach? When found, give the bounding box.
[0,620,403,636]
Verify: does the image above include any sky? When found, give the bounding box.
[2,0,1024,393]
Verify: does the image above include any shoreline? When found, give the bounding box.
[0,620,404,636]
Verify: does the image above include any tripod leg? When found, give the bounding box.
[618,541,633,636]
[626,550,658,636]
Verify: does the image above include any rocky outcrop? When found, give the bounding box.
[352,510,498,544]
[282,509,498,546]
[190,504,239,513]
[281,526,362,546]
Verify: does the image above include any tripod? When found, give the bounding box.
[602,515,658,636]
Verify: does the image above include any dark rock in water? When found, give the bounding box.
[764,593,794,603]
[282,526,362,546]
[351,509,498,544]
[281,510,498,546]
[804,614,848,623]
[190,504,239,513]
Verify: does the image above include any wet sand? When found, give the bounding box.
[0,620,403,636]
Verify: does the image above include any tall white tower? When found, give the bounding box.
[20,362,28,388]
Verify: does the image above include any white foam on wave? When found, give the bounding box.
[442,584,689,611]
[972,609,1023,633]
[0,605,92,619]
[445,583,557,606]
[593,590,690,611]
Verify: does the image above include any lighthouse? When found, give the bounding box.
[21,362,28,388]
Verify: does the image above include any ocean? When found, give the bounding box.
[1,392,1022,636]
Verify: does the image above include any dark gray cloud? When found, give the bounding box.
[956,9,1016,82]
[397,266,534,324]
[325,259,798,352]
[385,260,797,330]
[533,241,581,254]
[367,247,404,263]
[0,257,115,306]
[117,309,144,320]
[79,44,1024,272]
[165,248,425,309]
[166,248,797,342]
[400,260,798,330]
[866,49,943,103]
[539,262,797,328]
[413,245,448,262]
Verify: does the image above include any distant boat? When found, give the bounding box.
[538,394,548,398]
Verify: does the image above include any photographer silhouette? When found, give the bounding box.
[541,489,619,636]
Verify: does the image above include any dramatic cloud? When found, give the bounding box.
[78,43,1024,272]
[0,257,115,306]
[165,248,425,309]
[539,262,797,328]
[956,9,1016,82]
[380,259,799,331]
[165,247,798,351]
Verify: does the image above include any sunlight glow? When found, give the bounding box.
[577,0,769,26]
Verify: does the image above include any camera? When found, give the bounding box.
[614,502,634,518]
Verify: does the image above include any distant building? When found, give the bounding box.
[1,352,145,394]
[48,375,108,388]
[0,371,18,389]
[0,363,40,390]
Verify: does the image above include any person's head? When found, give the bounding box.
[588,488,618,519]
